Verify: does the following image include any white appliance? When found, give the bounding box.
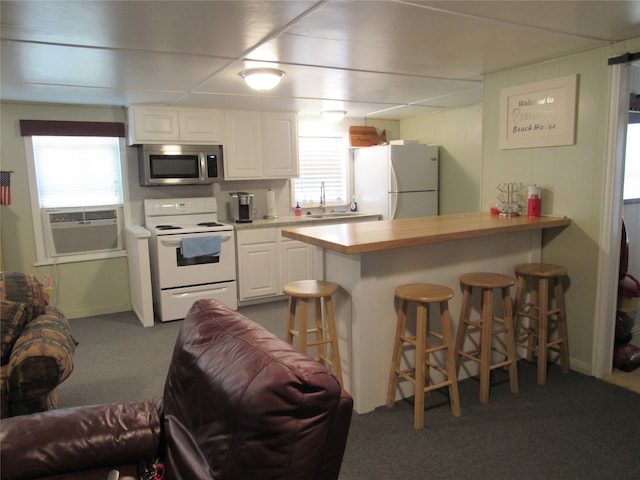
[144,197,237,322]
[354,144,439,219]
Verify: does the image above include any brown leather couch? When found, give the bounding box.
[0,299,353,480]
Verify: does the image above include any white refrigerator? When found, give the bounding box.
[354,144,439,220]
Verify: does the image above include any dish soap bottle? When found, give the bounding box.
[349,196,358,212]
[294,202,302,217]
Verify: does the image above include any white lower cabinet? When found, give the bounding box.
[280,237,314,287]
[237,227,315,302]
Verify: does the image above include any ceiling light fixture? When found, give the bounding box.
[239,68,285,91]
[321,110,347,122]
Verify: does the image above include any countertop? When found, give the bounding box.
[230,213,382,229]
[281,212,571,254]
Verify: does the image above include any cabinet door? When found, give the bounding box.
[279,238,314,293]
[179,109,225,144]
[237,229,278,300]
[262,112,299,178]
[224,111,262,179]
[128,106,180,144]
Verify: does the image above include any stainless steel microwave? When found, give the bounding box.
[138,144,222,186]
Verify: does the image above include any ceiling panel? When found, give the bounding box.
[195,61,481,103]
[0,0,319,57]
[1,42,229,92]
[249,0,603,79]
[1,0,639,120]
[414,1,640,42]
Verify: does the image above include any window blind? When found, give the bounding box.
[32,136,124,208]
[294,136,348,206]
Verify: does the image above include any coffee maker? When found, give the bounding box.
[229,192,254,223]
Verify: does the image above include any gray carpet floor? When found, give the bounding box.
[61,302,640,480]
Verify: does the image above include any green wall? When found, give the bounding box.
[400,104,483,215]
[400,37,640,374]
[0,102,131,318]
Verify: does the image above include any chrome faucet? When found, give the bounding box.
[320,181,326,214]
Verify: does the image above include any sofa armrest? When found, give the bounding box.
[316,390,354,480]
[7,307,76,404]
[0,399,162,480]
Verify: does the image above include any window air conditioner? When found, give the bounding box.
[42,206,123,257]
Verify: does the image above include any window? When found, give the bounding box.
[623,121,640,201]
[32,136,124,208]
[293,136,349,207]
[23,124,127,264]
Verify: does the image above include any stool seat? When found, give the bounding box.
[513,263,570,384]
[395,283,454,303]
[283,279,338,298]
[455,272,519,404]
[388,283,461,429]
[515,263,568,278]
[284,280,343,386]
[459,272,515,289]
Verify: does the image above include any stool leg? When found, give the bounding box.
[455,285,472,374]
[501,286,519,395]
[387,299,408,407]
[537,278,549,385]
[528,280,540,362]
[479,288,493,404]
[440,300,461,417]
[554,278,570,374]
[414,303,427,429]
[325,295,344,386]
[286,296,297,345]
[513,274,526,358]
[314,297,325,363]
[299,298,309,355]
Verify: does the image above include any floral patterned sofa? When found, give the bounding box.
[0,272,76,417]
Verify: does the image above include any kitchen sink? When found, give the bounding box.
[308,212,360,218]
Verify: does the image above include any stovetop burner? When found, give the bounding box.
[197,222,225,227]
[156,224,182,230]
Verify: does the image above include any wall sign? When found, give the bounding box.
[499,74,578,149]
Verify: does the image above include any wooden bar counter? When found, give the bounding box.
[282,213,570,413]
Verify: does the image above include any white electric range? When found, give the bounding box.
[144,197,237,321]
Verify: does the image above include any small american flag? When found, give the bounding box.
[0,171,11,205]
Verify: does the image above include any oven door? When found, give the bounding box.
[158,281,238,321]
[155,230,236,289]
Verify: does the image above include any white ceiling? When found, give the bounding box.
[2,0,640,120]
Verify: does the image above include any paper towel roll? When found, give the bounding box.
[265,189,278,218]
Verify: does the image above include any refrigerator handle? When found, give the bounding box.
[390,192,398,219]
[390,164,398,193]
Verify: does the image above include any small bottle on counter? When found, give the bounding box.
[350,196,358,212]
[294,202,302,216]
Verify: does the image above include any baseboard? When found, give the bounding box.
[65,303,132,319]
[568,356,592,376]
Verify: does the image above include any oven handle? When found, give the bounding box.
[159,233,233,247]
[170,285,232,298]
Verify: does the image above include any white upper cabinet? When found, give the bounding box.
[224,110,263,179]
[178,109,225,144]
[262,112,299,178]
[224,110,299,180]
[127,105,224,145]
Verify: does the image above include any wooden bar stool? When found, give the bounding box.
[513,263,570,385]
[455,272,519,404]
[283,280,343,386]
[387,283,461,429]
